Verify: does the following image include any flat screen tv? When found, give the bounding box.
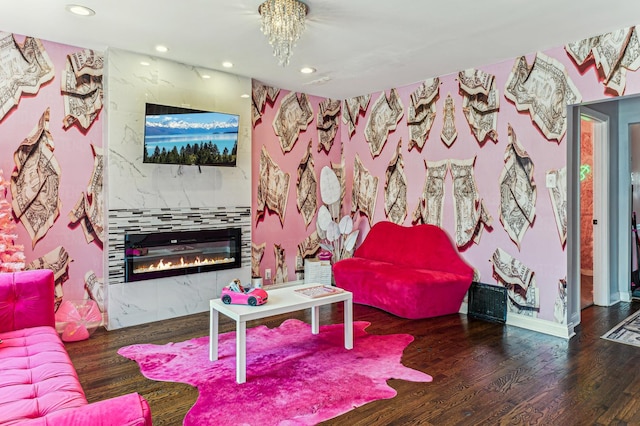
[143,103,239,167]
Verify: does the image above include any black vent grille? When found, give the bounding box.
[468,282,507,323]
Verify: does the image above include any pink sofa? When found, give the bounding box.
[333,222,474,319]
[0,270,152,425]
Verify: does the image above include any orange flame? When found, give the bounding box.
[133,256,235,274]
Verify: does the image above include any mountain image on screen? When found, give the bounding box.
[143,103,239,167]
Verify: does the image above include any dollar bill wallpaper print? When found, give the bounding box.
[252,24,640,329]
[252,85,343,283]
[0,33,105,316]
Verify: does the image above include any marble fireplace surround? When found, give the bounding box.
[106,207,251,330]
[104,48,253,330]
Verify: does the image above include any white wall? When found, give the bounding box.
[105,48,251,210]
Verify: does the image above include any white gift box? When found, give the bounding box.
[304,258,332,285]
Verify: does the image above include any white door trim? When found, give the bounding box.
[581,107,610,306]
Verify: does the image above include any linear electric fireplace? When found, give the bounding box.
[124,228,241,282]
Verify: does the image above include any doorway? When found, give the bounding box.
[568,95,640,333]
[579,111,611,308]
[582,108,610,308]
[580,116,595,309]
[630,123,640,297]
[569,106,611,320]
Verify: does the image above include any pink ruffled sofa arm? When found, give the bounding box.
[19,393,152,426]
[333,222,474,319]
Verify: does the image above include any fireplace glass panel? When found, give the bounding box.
[124,228,241,282]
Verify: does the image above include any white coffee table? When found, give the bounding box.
[209,283,353,383]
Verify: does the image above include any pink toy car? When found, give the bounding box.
[221,285,268,306]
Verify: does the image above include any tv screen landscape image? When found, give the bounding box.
[143,103,239,167]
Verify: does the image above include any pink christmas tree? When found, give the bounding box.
[0,169,25,272]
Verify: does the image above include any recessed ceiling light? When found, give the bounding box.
[155,45,169,53]
[300,67,316,74]
[140,61,150,66]
[65,4,95,16]
[222,61,233,68]
[240,94,250,98]
[202,74,211,79]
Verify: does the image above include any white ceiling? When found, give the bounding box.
[1,1,640,99]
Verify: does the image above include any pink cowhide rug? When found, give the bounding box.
[118,319,432,425]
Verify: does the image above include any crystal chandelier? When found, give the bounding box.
[258,0,308,67]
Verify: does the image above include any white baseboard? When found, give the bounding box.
[460,300,575,339]
[621,291,632,302]
[506,312,575,339]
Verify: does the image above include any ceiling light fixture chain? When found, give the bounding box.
[259,0,308,67]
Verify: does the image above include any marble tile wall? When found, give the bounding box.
[104,48,252,329]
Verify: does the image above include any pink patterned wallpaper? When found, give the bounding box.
[0,33,104,311]
[252,28,640,325]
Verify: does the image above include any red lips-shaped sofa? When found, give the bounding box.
[333,222,474,319]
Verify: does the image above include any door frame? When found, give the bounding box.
[567,105,612,328]
[583,108,611,306]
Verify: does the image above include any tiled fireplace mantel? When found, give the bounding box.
[106,207,251,329]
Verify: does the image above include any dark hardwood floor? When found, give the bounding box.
[66,301,640,425]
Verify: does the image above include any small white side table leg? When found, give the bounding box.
[209,308,219,361]
[311,305,320,334]
[236,320,247,384]
[344,298,353,349]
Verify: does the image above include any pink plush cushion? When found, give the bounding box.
[55,300,102,342]
[333,222,474,319]
[0,326,88,424]
[0,270,55,333]
[334,258,472,318]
